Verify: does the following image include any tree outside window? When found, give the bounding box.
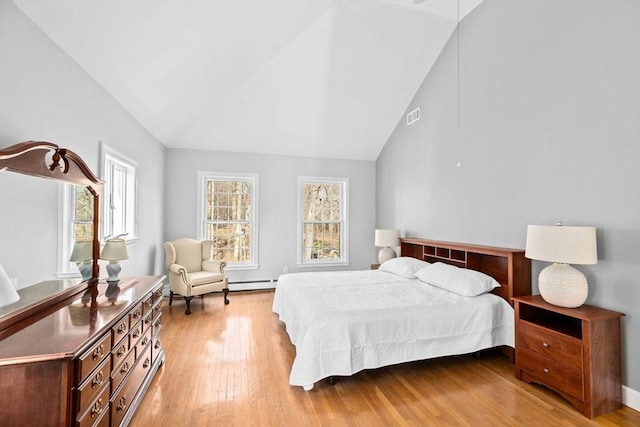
[298,177,349,266]
[198,173,258,269]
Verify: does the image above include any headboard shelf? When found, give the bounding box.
[400,237,532,304]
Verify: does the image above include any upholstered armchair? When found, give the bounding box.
[163,238,229,315]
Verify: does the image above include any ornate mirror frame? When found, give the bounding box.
[0,141,103,334]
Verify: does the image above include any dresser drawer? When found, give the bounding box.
[143,294,154,314]
[518,322,582,370]
[142,310,153,332]
[76,381,109,427]
[111,347,136,393]
[518,347,584,400]
[112,317,130,344]
[112,338,129,370]
[152,285,164,303]
[135,328,152,358]
[76,355,111,414]
[78,333,112,382]
[129,320,143,344]
[130,302,144,326]
[111,343,153,427]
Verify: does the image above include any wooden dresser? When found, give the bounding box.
[513,295,624,418]
[0,276,165,426]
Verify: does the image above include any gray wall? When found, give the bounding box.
[377,0,640,392]
[0,1,167,283]
[164,148,376,286]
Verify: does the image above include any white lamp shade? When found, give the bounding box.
[100,238,130,261]
[375,229,400,247]
[70,241,93,262]
[525,225,597,265]
[0,263,20,308]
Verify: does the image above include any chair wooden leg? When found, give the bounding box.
[169,291,174,306]
[184,296,193,315]
[223,288,230,305]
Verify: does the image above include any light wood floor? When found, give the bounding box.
[131,290,639,427]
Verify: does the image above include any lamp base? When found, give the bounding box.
[106,261,122,282]
[378,247,397,264]
[538,263,588,308]
[78,262,93,281]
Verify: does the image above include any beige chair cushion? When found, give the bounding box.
[188,271,225,287]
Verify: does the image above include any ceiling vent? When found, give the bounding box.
[407,107,420,126]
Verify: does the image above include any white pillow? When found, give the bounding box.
[415,262,500,296]
[378,257,431,279]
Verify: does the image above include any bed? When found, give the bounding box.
[272,238,531,390]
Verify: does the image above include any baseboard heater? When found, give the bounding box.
[229,279,277,285]
[228,279,278,291]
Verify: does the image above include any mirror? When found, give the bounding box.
[0,141,102,330]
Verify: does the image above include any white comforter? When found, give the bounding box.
[272,270,514,389]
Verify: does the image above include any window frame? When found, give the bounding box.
[57,183,90,278]
[197,171,259,271]
[100,143,138,244]
[297,176,350,267]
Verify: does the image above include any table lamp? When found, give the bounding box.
[0,263,20,308]
[70,241,93,281]
[100,236,130,282]
[375,229,400,264]
[525,223,597,308]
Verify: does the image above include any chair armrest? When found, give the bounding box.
[168,263,191,285]
[202,259,227,273]
[168,263,186,275]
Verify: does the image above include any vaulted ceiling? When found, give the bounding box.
[14,0,482,160]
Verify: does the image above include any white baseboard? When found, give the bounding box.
[623,385,640,412]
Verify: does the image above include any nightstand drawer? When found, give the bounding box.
[518,347,584,400]
[518,322,582,370]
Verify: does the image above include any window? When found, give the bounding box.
[57,184,95,277]
[100,144,138,241]
[297,177,349,266]
[198,172,258,270]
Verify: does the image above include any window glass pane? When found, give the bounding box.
[202,177,255,265]
[300,179,345,263]
[73,187,93,242]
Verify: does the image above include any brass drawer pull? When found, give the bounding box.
[144,316,152,325]
[92,371,104,389]
[132,327,141,339]
[143,357,151,369]
[543,367,550,374]
[117,344,127,357]
[141,337,149,346]
[154,340,161,350]
[120,362,130,375]
[92,345,105,361]
[117,323,127,335]
[116,395,127,412]
[145,300,153,308]
[132,309,142,319]
[91,398,104,418]
[542,342,549,348]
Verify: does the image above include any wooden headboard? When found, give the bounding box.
[400,237,531,305]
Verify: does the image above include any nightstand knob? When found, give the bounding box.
[542,342,549,348]
[543,367,550,374]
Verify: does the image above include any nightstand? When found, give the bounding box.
[512,295,624,419]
